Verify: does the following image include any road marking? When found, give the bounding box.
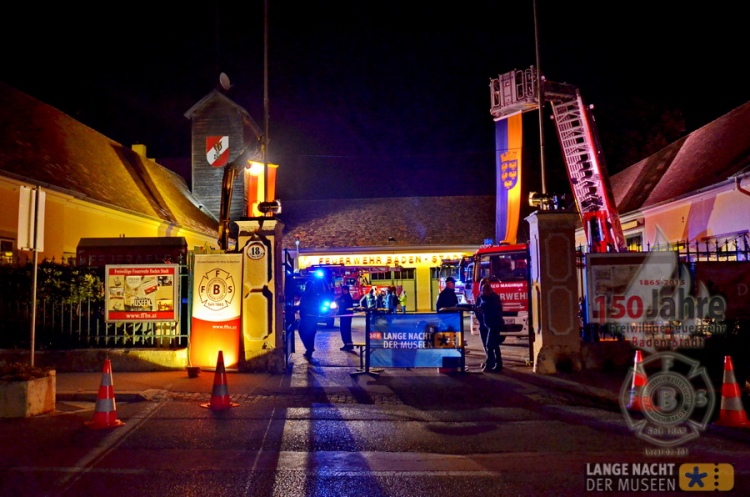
[44,400,164,497]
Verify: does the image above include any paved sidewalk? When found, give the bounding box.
[55,327,626,408]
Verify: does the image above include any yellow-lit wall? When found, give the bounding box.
[574,179,750,251]
[1,177,217,261]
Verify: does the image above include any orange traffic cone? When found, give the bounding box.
[200,351,239,410]
[713,355,750,428]
[85,358,125,429]
[626,350,651,412]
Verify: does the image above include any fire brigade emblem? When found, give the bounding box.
[500,151,519,190]
[206,136,229,167]
[198,268,235,311]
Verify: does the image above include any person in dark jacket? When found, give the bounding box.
[436,276,459,311]
[385,286,399,313]
[297,281,321,360]
[473,277,491,368]
[476,282,505,372]
[337,285,355,351]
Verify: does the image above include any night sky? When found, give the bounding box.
[2,2,747,201]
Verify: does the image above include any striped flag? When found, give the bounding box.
[206,136,229,167]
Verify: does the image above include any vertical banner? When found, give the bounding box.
[495,114,523,244]
[191,254,243,369]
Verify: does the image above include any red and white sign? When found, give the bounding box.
[105,265,179,322]
[206,136,229,167]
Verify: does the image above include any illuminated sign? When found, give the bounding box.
[190,254,243,368]
[298,252,468,269]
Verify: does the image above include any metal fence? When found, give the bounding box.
[0,261,190,350]
[576,236,750,341]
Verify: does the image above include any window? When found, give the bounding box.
[0,239,14,265]
[626,233,643,251]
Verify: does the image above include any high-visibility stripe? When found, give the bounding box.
[95,398,116,412]
[721,395,744,411]
[212,384,229,396]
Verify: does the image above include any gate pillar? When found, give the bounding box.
[525,211,581,374]
[235,217,286,373]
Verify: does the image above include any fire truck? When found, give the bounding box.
[490,66,626,253]
[462,243,530,335]
[462,67,627,336]
[295,263,401,308]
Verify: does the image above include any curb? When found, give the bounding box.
[56,391,149,403]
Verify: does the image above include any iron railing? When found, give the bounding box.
[0,260,189,350]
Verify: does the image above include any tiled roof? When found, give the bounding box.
[279,196,495,251]
[0,82,219,236]
[612,100,750,213]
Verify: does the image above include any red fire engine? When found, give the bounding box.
[462,243,530,335]
[298,264,400,302]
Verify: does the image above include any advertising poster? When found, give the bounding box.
[190,253,243,369]
[585,252,682,326]
[585,252,729,349]
[105,264,179,322]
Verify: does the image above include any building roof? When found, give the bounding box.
[611,100,750,213]
[279,196,495,251]
[183,89,263,138]
[0,82,219,236]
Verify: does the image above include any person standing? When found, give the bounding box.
[385,286,398,313]
[436,276,459,311]
[337,285,355,351]
[297,281,321,360]
[476,282,505,372]
[399,290,407,313]
[363,287,377,310]
[473,278,491,368]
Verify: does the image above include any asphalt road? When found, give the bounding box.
[2,320,749,496]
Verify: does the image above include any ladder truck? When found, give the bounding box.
[463,67,627,337]
[489,66,626,253]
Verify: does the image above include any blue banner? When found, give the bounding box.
[367,312,463,368]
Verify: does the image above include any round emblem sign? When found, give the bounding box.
[246,242,266,260]
[198,268,235,311]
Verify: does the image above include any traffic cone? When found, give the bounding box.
[200,351,239,410]
[85,358,125,429]
[626,350,651,412]
[713,355,750,428]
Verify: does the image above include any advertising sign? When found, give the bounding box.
[105,264,179,322]
[190,253,243,369]
[585,251,683,325]
[586,252,729,349]
[368,312,463,368]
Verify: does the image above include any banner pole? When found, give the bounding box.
[29,187,41,367]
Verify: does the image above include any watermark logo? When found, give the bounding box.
[620,351,715,452]
[584,462,734,492]
[679,463,734,491]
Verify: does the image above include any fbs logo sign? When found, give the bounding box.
[679,463,734,491]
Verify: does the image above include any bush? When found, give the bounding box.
[0,362,54,381]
